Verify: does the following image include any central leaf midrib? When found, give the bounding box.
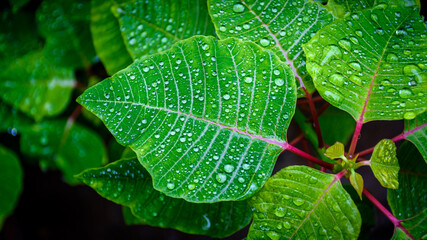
[84,99,286,147]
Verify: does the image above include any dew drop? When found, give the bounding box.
[216,173,227,183]
[260,38,270,47]
[404,112,416,120]
[283,221,291,229]
[329,73,344,87]
[355,30,363,37]
[223,94,231,100]
[274,78,284,86]
[398,88,413,98]
[224,164,235,173]
[244,77,253,83]
[232,3,245,13]
[386,53,398,63]
[167,183,175,190]
[323,90,343,104]
[338,39,351,50]
[243,24,250,30]
[293,198,304,206]
[188,184,196,190]
[321,45,342,65]
[219,26,226,32]
[274,207,286,217]
[273,69,280,75]
[350,62,362,71]
[371,13,379,23]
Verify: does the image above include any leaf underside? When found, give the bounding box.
[78,36,297,203]
[248,166,361,240]
[370,139,399,189]
[304,6,427,122]
[208,0,335,95]
[404,111,427,163]
[78,151,252,238]
[115,0,215,60]
[388,142,427,239]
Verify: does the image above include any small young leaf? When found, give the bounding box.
[304,6,427,122]
[208,0,335,95]
[20,120,108,184]
[0,145,23,229]
[78,36,297,202]
[388,142,427,239]
[0,50,75,121]
[404,111,427,163]
[114,0,215,60]
[248,166,361,240]
[325,142,345,159]
[349,169,364,200]
[78,152,252,238]
[370,139,399,189]
[90,0,133,74]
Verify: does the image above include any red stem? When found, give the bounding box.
[363,189,415,239]
[289,133,305,146]
[297,95,324,105]
[304,90,324,148]
[358,122,427,157]
[285,144,334,170]
[348,119,363,157]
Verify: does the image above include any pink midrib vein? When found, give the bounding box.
[240,0,306,89]
[85,99,287,148]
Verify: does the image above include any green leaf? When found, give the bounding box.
[0,145,23,229]
[319,106,356,146]
[304,6,427,122]
[78,36,297,202]
[20,120,108,184]
[208,0,335,95]
[0,10,43,64]
[325,142,345,159]
[78,151,252,238]
[0,102,33,134]
[122,206,145,225]
[248,166,361,240]
[114,0,215,60]
[0,50,75,121]
[90,0,133,74]
[370,139,399,189]
[404,111,427,163]
[349,169,364,199]
[324,0,421,18]
[36,0,96,68]
[388,141,427,239]
[391,227,413,240]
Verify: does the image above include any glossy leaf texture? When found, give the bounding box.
[304,6,427,122]
[388,141,427,239]
[114,0,215,60]
[404,111,427,163]
[248,166,361,240]
[370,139,399,189]
[0,145,23,229]
[324,0,421,18]
[78,151,252,238]
[0,50,75,121]
[20,120,108,184]
[36,0,96,68]
[90,0,133,75]
[208,0,335,95]
[78,36,297,202]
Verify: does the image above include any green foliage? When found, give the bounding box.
[304,5,427,122]
[0,145,23,229]
[78,150,252,237]
[78,35,297,202]
[208,0,335,95]
[248,166,361,239]
[388,142,427,239]
[370,139,399,189]
[0,0,426,238]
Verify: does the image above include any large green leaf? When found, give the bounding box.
[0,50,75,121]
[324,0,421,18]
[90,0,134,75]
[208,0,335,95]
[248,166,361,240]
[0,10,42,64]
[78,151,252,238]
[404,111,427,163]
[36,0,96,68]
[78,36,297,202]
[388,141,427,239]
[114,0,215,60]
[304,6,427,122]
[0,145,23,229]
[370,139,399,189]
[20,120,108,184]
[319,106,356,146]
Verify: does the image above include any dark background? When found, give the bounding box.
[0,2,425,240]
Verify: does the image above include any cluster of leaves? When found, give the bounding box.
[1,0,426,239]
